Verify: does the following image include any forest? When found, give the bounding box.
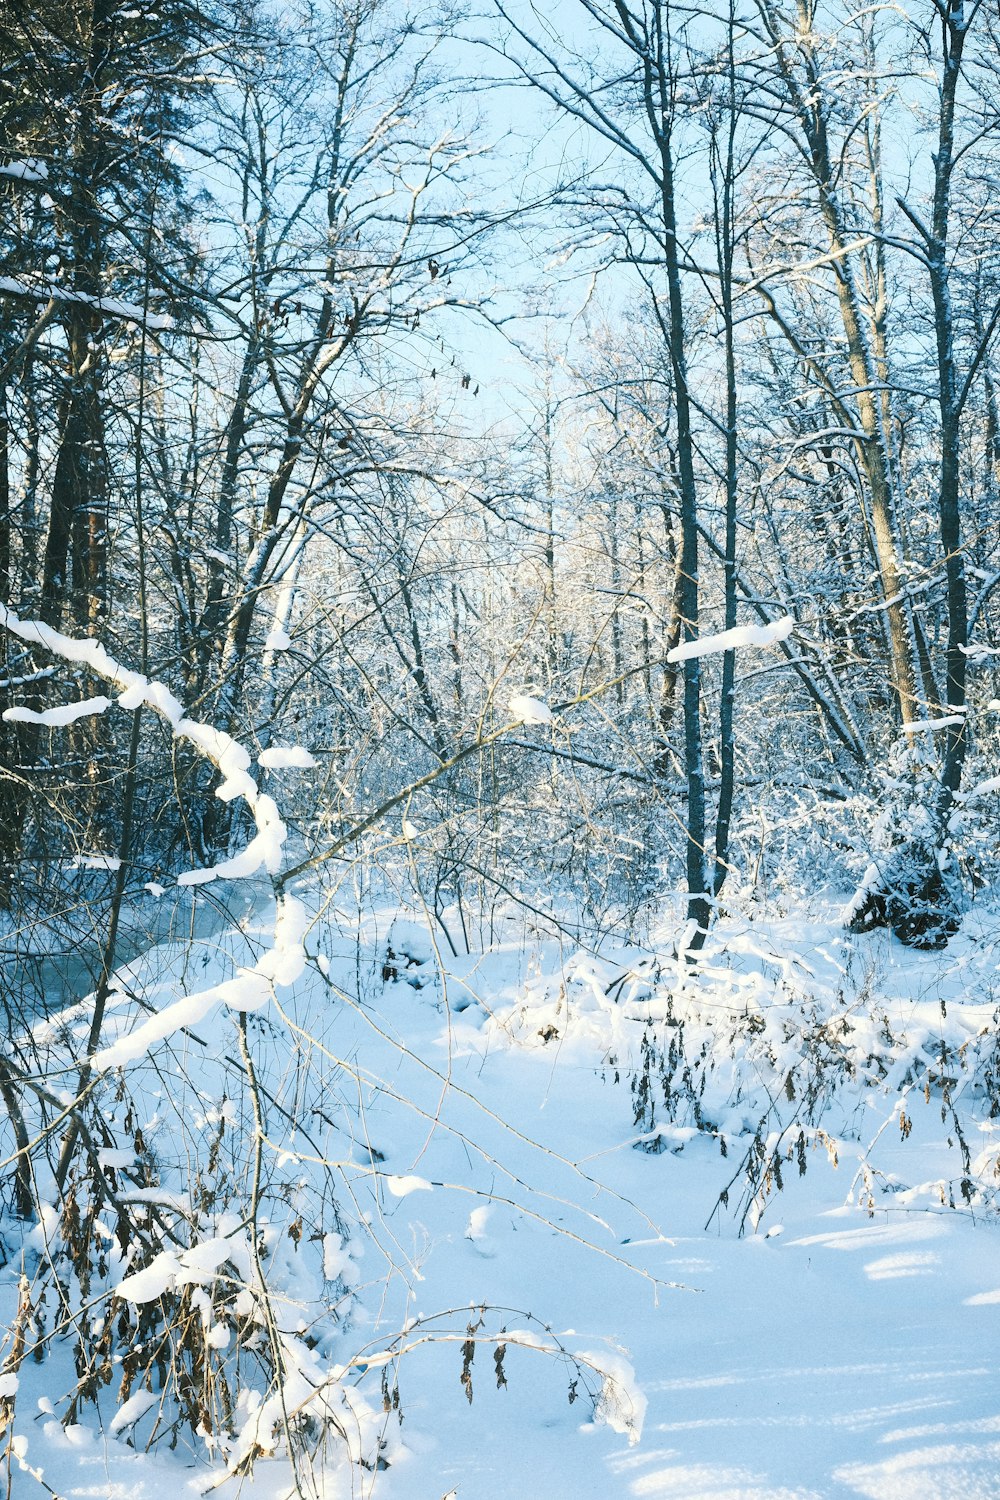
[1,0,999,1496]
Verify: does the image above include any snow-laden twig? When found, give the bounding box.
[666,615,794,663]
[0,275,173,329]
[0,605,313,1066]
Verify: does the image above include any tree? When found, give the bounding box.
[0,0,211,865]
[489,0,741,943]
[741,0,1000,941]
[147,0,499,851]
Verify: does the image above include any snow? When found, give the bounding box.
[258,744,317,769]
[176,718,257,804]
[93,894,307,1068]
[0,159,48,182]
[0,275,173,328]
[109,1391,158,1434]
[5,870,1000,1499]
[901,714,967,733]
[92,966,267,1069]
[573,1348,646,1444]
[323,1232,360,1283]
[0,606,177,720]
[177,801,287,884]
[509,693,555,724]
[840,863,880,924]
[0,607,296,893]
[384,1174,434,1197]
[114,1249,183,1303]
[256,894,310,986]
[958,775,1000,803]
[466,1204,493,1245]
[667,615,795,663]
[263,625,292,652]
[2,694,112,725]
[97,1148,135,1168]
[68,853,122,871]
[114,1237,235,1303]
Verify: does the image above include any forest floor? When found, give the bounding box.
[3,884,1000,1500]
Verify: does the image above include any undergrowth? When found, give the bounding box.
[508,917,1000,1234]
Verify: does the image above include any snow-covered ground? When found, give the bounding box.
[2,886,999,1500]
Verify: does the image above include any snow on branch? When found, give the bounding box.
[0,275,173,330]
[3,695,113,726]
[0,603,286,876]
[258,744,318,770]
[900,713,966,733]
[0,159,48,183]
[573,1346,647,1445]
[508,692,555,725]
[0,604,314,1066]
[94,889,310,1069]
[666,616,794,664]
[957,774,1000,805]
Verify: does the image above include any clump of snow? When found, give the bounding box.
[384,1173,434,1197]
[576,1347,647,1445]
[0,275,172,328]
[177,719,257,805]
[840,862,881,925]
[109,1390,158,1434]
[667,615,794,662]
[93,965,269,1069]
[256,895,310,987]
[464,1205,496,1257]
[69,853,122,872]
[508,693,555,725]
[0,605,292,889]
[0,158,48,182]
[94,894,309,1068]
[115,1237,236,1304]
[264,625,292,652]
[957,774,1000,804]
[901,713,967,733]
[258,744,317,769]
[97,1148,135,1169]
[322,1232,361,1286]
[114,1249,183,1303]
[2,694,112,726]
[178,795,286,885]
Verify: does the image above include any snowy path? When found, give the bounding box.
[388,1209,1000,1500]
[365,1027,1000,1500]
[16,1191,998,1500]
[5,903,999,1500]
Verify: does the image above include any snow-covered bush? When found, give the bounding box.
[496,909,1000,1233]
